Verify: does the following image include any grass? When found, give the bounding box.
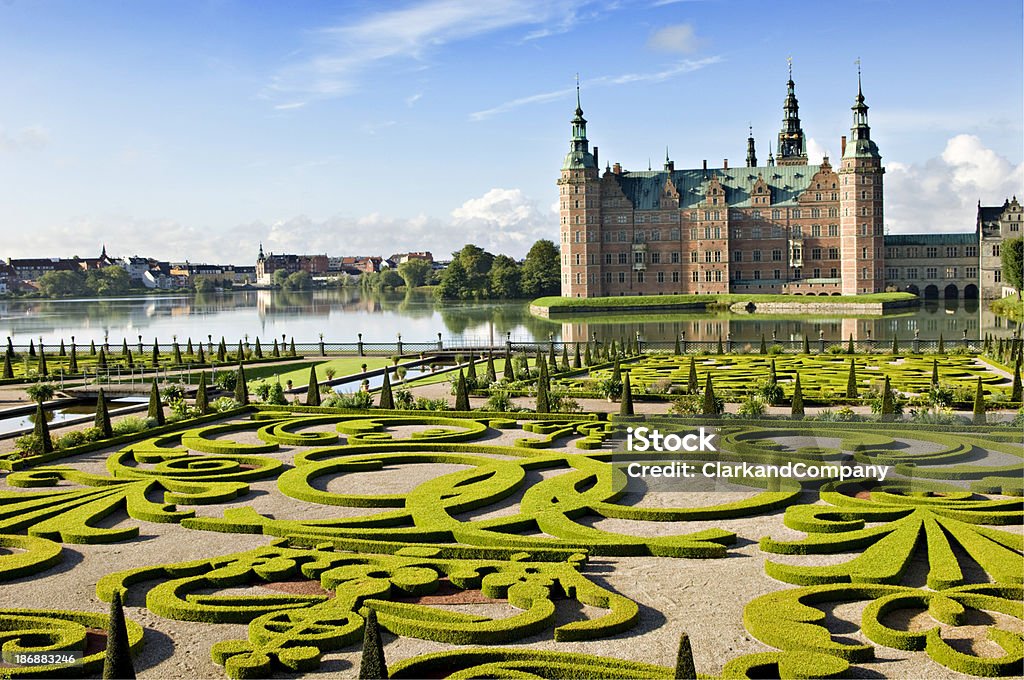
[244,357,394,385]
[991,296,1024,322]
[532,292,917,311]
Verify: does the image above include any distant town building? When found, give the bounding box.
[387,251,434,265]
[255,244,329,285]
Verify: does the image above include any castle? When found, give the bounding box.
[557,68,1019,300]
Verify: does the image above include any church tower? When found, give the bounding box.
[558,83,601,297]
[776,61,808,166]
[838,65,885,294]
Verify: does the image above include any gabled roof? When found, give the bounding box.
[607,164,824,210]
[884,232,977,246]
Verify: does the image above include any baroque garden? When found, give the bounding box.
[0,334,1021,679]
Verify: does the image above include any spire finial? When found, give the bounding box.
[787,56,793,80]
[648,158,652,171]
[575,72,581,109]
[855,57,862,94]
[748,123,753,138]
[665,146,670,162]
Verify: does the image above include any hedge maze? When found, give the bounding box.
[575,353,1012,400]
[0,405,1020,678]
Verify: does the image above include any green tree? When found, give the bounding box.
[358,608,387,680]
[584,343,592,366]
[397,258,433,288]
[151,340,160,368]
[880,375,895,420]
[620,372,634,416]
[305,366,321,406]
[87,266,132,296]
[485,354,497,384]
[466,354,478,387]
[235,363,249,405]
[1011,361,1022,403]
[846,358,858,399]
[37,270,87,297]
[68,344,79,373]
[379,371,394,409]
[972,376,986,425]
[674,335,681,355]
[847,334,855,354]
[94,388,113,438]
[37,347,47,377]
[674,631,697,680]
[454,370,470,411]
[611,357,621,383]
[102,589,136,680]
[573,344,581,369]
[769,359,778,385]
[33,402,53,454]
[272,269,289,287]
[702,374,719,417]
[1001,236,1023,300]
[535,374,550,413]
[791,373,804,419]
[503,354,515,381]
[520,239,560,297]
[488,254,521,299]
[195,372,209,415]
[802,335,810,354]
[455,244,495,295]
[687,357,698,394]
[148,379,165,425]
[931,358,940,389]
[435,257,471,300]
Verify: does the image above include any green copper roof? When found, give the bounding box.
[884,233,977,246]
[609,164,825,209]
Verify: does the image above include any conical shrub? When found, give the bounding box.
[716,336,724,355]
[620,372,634,416]
[760,334,767,354]
[802,335,809,354]
[847,334,855,354]
[931,358,939,389]
[185,338,193,356]
[102,589,136,680]
[972,376,986,425]
[892,335,899,354]
[217,338,226,362]
[272,339,280,358]
[236,340,244,361]
[611,357,621,383]
[938,334,945,354]
[503,354,515,381]
[255,337,263,358]
[37,349,47,377]
[122,339,129,357]
[234,363,249,405]
[290,338,296,356]
[791,373,804,419]
[1011,361,1021,403]
[573,344,581,369]
[172,342,182,365]
[584,343,592,366]
[454,370,470,411]
[305,366,320,407]
[151,340,160,368]
[196,345,205,364]
[880,375,895,420]
[561,345,570,372]
[195,372,209,414]
[379,371,395,409]
[59,340,66,357]
[2,351,12,379]
[535,373,550,413]
[358,608,387,680]
[486,354,496,384]
[769,359,777,385]
[466,354,478,386]
[846,358,858,399]
[702,374,718,417]
[147,380,164,425]
[33,402,53,454]
[97,348,107,369]
[69,345,79,373]
[94,388,112,438]
[674,631,696,680]
[687,357,698,394]
[674,335,681,355]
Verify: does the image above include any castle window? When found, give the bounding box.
[702,227,710,239]
[576,273,583,284]
[862,267,868,279]
[771,226,782,238]
[657,271,665,283]
[752,210,761,219]
[926,267,938,278]
[813,268,821,278]
[828,225,839,237]
[670,228,680,240]
[715,251,722,263]
[605,272,612,283]
[945,267,958,279]
[651,214,660,224]
[828,207,838,217]
[753,250,762,262]
[705,271,713,282]
[811,208,820,218]
[705,251,713,263]
[926,247,938,258]
[753,270,761,280]
[618,253,628,264]
[830,268,838,278]
[619,272,626,283]
[733,228,742,239]
[751,227,762,239]
[689,212,697,220]
[733,250,743,262]
[792,246,802,260]
[712,197,719,205]
[617,215,627,224]
[966,245,977,257]
[811,225,821,237]
[636,214,646,224]
[907,267,918,279]
[637,272,644,283]
[704,211,711,221]
[605,253,613,264]
[995,269,1002,282]
[715,270,723,282]
[815,193,821,201]
[619,230,627,242]
[828,247,839,259]
[690,228,698,240]
[575,254,581,265]
[861,207,869,216]
[671,252,681,264]
[772,249,782,261]
[792,209,802,219]
[811,248,821,260]
[713,227,722,239]
[651,252,661,264]
[773,269,781,279]
[946,247,958,257]
[993,245,1001,256]
[793,225,802,237]
[574,231,581,242]
[652,229,661,241]
[691,251,699,263]
[635,230,646,243]
[672,271,680,283]
[713,211,721,221]
[771,209,781,220]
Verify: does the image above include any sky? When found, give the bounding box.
[0,0,1021,264]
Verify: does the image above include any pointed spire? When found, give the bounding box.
[746,125,757,167]
[777,58,807,165]
[575,72,582,115]
[844,58,879,159]
[563,75,596,170]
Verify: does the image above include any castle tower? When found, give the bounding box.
[745,126,757,167]
[838,65,885,294]
[776,61,808,166]
[558,82,601,297]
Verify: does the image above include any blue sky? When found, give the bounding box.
[0,0,1021,263]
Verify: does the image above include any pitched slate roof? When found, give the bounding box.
[608,164,823,210]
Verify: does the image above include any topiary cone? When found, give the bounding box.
[195,371,209,414]
[972,376,986,425]
[2,350,12,379]
[791,373,804,419]
[305,366,321,407]
[535,373,550,413]
[234,363,249,405]
[674,631,696,680]
[102,589,136,680]
[95,387,113,438]
[846,358,858,399]
[33,402,53,454]
[620,372,634,416]
[702,373,717,417]
[687,356,698,394]
[379,371,395,409]
[147,379,164,426]
[358,608,387,680]
[454,370,470,411]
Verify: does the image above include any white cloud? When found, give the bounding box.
[886,134,1024,235]
[646,23,703,54]
[266,0,596,101]
[806,137,829,164]
[0,125,49,152]
[273,102,306,111]
[405,92,423,107]
[469,57,721,120]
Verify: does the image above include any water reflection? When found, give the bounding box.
[0,290,1015,345]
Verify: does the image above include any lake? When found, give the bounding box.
[0,289,1017,346]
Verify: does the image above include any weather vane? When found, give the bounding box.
[787,56,792,79]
